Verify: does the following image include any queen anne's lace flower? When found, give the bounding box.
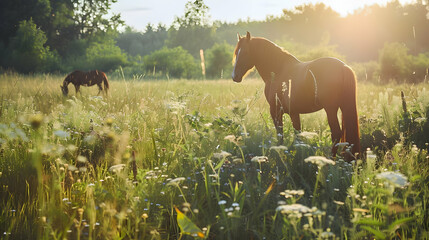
[376,171,408,187]
[304,156,335,167]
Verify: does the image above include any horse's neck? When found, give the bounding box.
[63,78,71,86]
[252,39,299,82]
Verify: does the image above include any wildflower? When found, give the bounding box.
[276,203,311,214]
[280,189,305,198]
[304,156,335,167]
[320,229,335,239]
[105,118,114,126]
[213,151,232,160]
[293,143,311,148]
[77,155,87,164]
[167,177,186,186]
[224,135,236,142]
[29,114,43,129]
[141,213,148,219]
[165,101,186,114]
[54,130,70,139]
[232,158,243,164]
[218,200,227,205]
[251,156,268,163]
[376,171,408,188]
[414,117,426,124]
[297,131,318,140]
[269,145,288,152]
[77,208,84,216]
[109,164,126,173]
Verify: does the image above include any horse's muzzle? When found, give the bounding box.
[232,75,243,83]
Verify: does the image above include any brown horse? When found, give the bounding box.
[232,32,360,159]
[61,70,109,96]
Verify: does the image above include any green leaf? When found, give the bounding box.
[388,217,414,231]
[356,218,384,227]
[175,207,205,238]
[360,226,387,239]
[213,156,226,171]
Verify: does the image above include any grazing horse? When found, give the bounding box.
[232,32,360,159]
[61,70,109,96]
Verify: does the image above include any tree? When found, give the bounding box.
[116,25,168,57]
[166,0,215,57]
[72,0,124,41]
[8,19,59,73]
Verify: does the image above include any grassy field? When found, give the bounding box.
[0,72,428,239]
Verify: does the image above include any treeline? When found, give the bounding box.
[1,0,428,83]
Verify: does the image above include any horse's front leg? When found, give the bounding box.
[97,83,103,95]
[74,84,80,95]
[269,98,285,145]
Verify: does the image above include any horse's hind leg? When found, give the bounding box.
[270,103,284,145]
[325,108,342,157]
[290,113,301,131]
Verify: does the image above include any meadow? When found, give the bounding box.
[0,72,428,239]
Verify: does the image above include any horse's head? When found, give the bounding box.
[232,32,254,83]
[60,84,68,96]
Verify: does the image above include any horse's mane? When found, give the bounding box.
[233,37,297,65]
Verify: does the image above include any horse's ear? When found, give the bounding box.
[237,32,241,41]
[246,31,251,40]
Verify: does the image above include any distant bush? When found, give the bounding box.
[410,52,429,82]
[379,42,411,83]
[379,42,429,83]
[351,61,380,82]
[205,43,234,79]
[143,47,200,79]
[85,39,128,72]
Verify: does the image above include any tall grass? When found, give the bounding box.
[0,72,428,239]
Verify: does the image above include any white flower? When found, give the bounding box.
[376,171,408,187]
[320,230,335,238]
[165,101,186,114]
[276,203,311,214]
[109,164,126,173]
[269,145,288,152]
[224,135,236,142]
[280,189,305,198]
[218,200,227,205]
[167,177,186,186]
[54,130,70,138]
[305,156,335,167]
[297,131,318,140]
[293,143,311,148]
[213,151,232,160]
[251,156,268,163]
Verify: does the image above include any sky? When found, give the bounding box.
[110,0,414,32]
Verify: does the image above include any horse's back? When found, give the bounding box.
[309,58,353,108]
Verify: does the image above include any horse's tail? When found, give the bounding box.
[102,72,109,92]
[340,65,361,158]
